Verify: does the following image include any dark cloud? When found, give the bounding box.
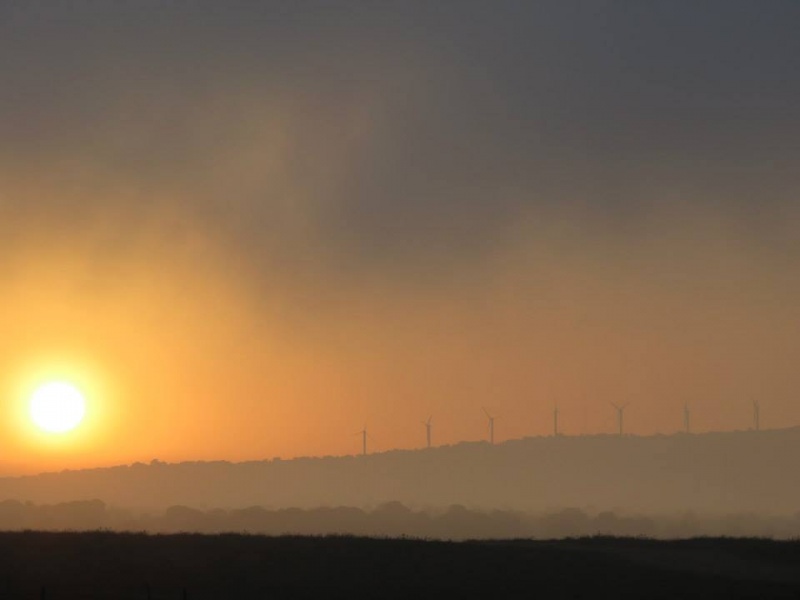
[1,0,799,284]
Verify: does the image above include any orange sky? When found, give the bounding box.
[1,199,798,475]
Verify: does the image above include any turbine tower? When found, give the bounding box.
[683,403,690,434]
[423,416,432,449]
[553,404,559,437]
[482,407,495,445]
[355,425,368,456]
[611,402,628,436]
[752,399,760,432]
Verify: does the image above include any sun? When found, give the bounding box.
[29,381,87,433]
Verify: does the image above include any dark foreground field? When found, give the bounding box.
[2,532,800,599]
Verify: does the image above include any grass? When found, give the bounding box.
[1,531,799,599]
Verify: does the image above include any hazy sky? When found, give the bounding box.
[1,1,799,474]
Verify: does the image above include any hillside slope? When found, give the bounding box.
[1,428,798,513]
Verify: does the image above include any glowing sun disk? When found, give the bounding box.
[29,382,86,433]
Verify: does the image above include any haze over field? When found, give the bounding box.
[2,428,800,539]
[1,2,799,482]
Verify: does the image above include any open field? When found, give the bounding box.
[2,532,800,599]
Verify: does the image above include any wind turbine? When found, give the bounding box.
[683,403,690,434]
[752,399,760,431]
[355,425,368,456]
[482,407,496,445]
[611,402,628,436]
[553,403,560,437]
[422,416,432,449]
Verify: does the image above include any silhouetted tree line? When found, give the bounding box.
[2,498,800,540]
